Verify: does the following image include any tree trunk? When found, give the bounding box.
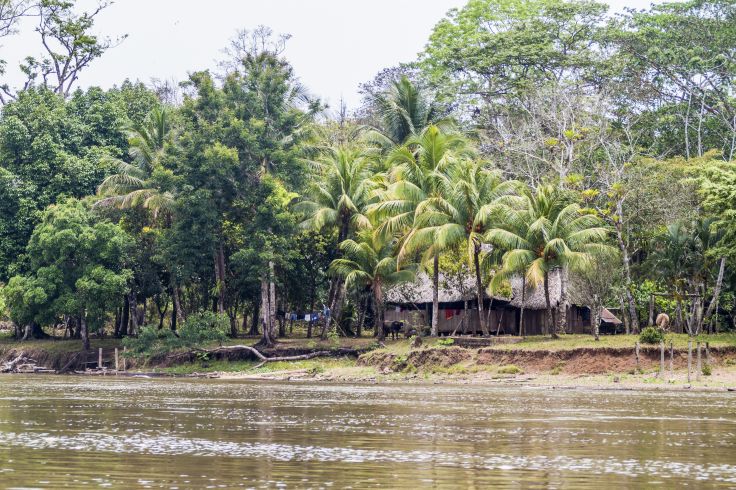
[613,204,640,332]
[544,271,555,338]
[128,292,139,336]
[260,274,273,347]
[619,295,629,335]
[519,276,526,337]
[593,294,601,341]
[473,244,489,336]
[215,242,226,315]
[80,314,90,351]
[120,295,129,337]
[171,282,184,327]
[374,282,385,341]
[703,256,726,329]
[557,266,568,335]
[250,300,260,336]
[431,252,440,337]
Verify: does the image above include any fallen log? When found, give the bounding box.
[170,345,335,369]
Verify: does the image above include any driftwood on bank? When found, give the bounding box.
[1,354,55,374]
[169,345,337,369]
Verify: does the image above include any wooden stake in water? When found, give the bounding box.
[659,341,665,377]
[696,341,702,381]
[115,348,119,372]
[98,347,103,370]
[687,339,692,384]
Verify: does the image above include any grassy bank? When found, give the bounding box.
[3,332,736,390]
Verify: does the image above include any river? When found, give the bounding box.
[0,376,734,488]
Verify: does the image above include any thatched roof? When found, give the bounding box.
[508,269,563,310]
[385,272,480,305]
[386,268,599,312]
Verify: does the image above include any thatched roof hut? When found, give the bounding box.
[508,269,563,309]
[385,272,485,305]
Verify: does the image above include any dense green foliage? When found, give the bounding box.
[639,326,666,345]
[1,1,735,351]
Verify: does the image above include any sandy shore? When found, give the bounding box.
[212,364,736,392]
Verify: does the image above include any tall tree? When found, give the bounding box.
[329,228,415,341]
[488,184,612,337]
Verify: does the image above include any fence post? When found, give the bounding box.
[669,341,674,378]
[659,341,665,377]
[705,342,711,366]
[98,347,103,370]
[696,341,702,381]
[115,348,119,372]
[687,339,693,384]
[122,346,127,372]
[635,342,640,372]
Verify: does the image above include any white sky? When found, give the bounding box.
[1,0,658,112]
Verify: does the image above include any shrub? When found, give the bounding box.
[435,337,455,347]
[639,326,665,344]
[702,363,712,376]
[123,311,229,357]
[498,364,523,375]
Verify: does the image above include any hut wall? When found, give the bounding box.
[384,308,427,328]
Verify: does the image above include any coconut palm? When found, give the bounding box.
[329,228,416,341]
[96,106,176,219]
[296,145,374,241]
[296,145,377,338]
[369,125,472,336]
[487,184,612,337]
[402,159,520,336]
[365,76,445,148]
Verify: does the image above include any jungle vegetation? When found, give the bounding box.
[1,0,735,349]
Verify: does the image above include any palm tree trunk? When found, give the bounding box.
[473,244,489,336]
[520,276,526,337]
[374,281,385,341]
[431,252,440,337]
[593,294,601,341]
[557,266,568,335]
[544,271,555,338]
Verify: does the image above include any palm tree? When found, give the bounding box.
[487,184,612,337]
[95,106,182,329]
[96,106,176,219]
[366,76,442,148]
[403,159,519,336]
[369,125,472,336]
[296,145,376,338]
[329,228,415,341]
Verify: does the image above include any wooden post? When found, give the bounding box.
[687,339,692,384]
[705,342,711,365]
[115,348,119,372]
[122,346,127,371]
[696,341,702,381]
[635,342,640,372]
[98,347,103,370]
[649,294,655,326]
[659,341,665,377]
[669,341,674,378]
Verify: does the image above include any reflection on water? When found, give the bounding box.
[0,376,734,488]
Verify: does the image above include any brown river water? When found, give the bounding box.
[0,375,734,489]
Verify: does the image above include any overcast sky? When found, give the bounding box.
[2,0,658,111]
